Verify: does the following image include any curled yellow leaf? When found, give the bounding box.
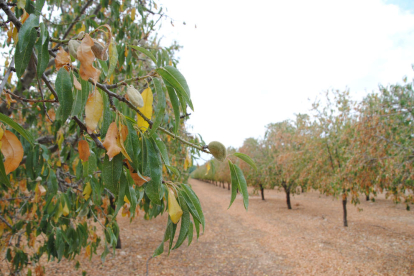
[1,130,24,175]
[83,182,92,200]
[137,87,153,132]
[85,89,103,134]
[168,188,183,224]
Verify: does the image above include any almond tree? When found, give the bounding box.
[0,0,253,274]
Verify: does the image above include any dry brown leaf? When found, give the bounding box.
[55,47,71,71]
[78,140,90,162]
[1,130,24,175]
[117,124,131,162]
[84,90,103,134]
[47,108,56,121]
[73,75,82,90]
[77,34,101,83]
[102,122,121,160]
[125,160,151,187]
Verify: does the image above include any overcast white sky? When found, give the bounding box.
[157,0,414,162]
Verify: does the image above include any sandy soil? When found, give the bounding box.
[15,179,414,275]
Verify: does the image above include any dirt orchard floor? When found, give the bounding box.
[34,179,414,275]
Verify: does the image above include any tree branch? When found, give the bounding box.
[0,0,22,30]
[0,56,14,93]
[0,214,13,229]
[72,116,105,149]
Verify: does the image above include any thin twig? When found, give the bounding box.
[0,0,22,30]
[146,256,153,276]
[0,56,14,93]
[53,0,94,50]
[72,116,105,149]
[37,76,54,122]
[0,214,13,229]
[4,89,57,103]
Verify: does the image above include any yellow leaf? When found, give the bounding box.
[1,130,24,175]
[131,8,136,21]
[168,188,182,224]
[79,23,86,33]
[124,195,129,203]
[137,87,153,132]
[102,122,121,160]
[62,202,69,216]
[205,162,210,175]
[83,182,92,200]
[85,89,103,134]
[17,0,25,10]
[78,140,90,162]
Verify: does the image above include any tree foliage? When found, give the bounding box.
[0,0,252,274]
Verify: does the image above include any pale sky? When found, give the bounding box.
[155,0,414,163]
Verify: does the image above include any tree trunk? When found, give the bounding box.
[343,196,348,227]
[286,189,292,209]
[228,182,230,190]
[366,194,369,201]
[110,197,122,248]
[222,182,225,189]
[260,184,265,200]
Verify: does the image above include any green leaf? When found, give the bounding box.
[114,172,127,216]
[0,153,11,188]
[228,161,238,209]
[107,38,118,79]
[180,189,201,226]
[102,154,123,195]
[149,78,166,136]
[168,219,177,255]
[166,85,180,134]
[55,68,74,123]
[0,113,34,145]
[35,0,45,15]
[182,184,205,231]
[143,137,162,205]
[156,66,193,111]
[15,15,39,79]
[125,170,138,218]
[172,194,190,250]
[15,28,37,79]
[100,89,112,138]
[47,170,58,195]
[194,218,200,239]
[187,220,193,246]
[234,164,249,210]
[36,23,49,79]
[72,78,89,117]
[234,152,257,171]
[125,119,140,169]
[151,133,169,166]
[127,45,156,63]
[165,165,180,178]
[98,59,108,77]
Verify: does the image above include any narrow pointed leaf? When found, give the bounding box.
[0,113,34,145]
[166,85,180,134]
[228,161,238,209]
[55,68,74,123]
[127,45,156,63]
[234,152,257,171]
[149,78,166,136]
[156,66,193,111]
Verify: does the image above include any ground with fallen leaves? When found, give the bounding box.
[30,179,414,275]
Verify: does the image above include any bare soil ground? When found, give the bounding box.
[32,179,414,275]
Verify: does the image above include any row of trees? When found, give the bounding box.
[193,80,414,227]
